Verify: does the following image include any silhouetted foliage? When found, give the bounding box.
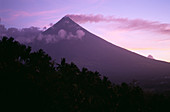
[1,36,170,112]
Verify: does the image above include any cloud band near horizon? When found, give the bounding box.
[67,14,170,35]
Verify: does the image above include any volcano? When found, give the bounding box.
[30,16,170,91]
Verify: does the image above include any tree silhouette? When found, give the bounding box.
[1,36,170,112]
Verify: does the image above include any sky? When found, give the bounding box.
[0,0,170,62]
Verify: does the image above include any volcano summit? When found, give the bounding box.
[29,16,170,91]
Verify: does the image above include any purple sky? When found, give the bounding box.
[0,0,170,62]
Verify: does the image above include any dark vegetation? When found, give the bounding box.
[1,36,170,112]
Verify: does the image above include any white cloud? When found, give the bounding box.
[58,29,67,39]
[36,29,86,43]
[67,32,75,39]
[37,33,43,41]
[76,30,85,39]
[45,35,57,43]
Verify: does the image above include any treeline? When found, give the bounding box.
[0,37,170,112]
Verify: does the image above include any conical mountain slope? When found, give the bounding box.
[31,16,170,90]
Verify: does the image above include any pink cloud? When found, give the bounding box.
[67,14,170,35]
[13,9,62,17]
[0,7,68,22]
[67,14,106,23]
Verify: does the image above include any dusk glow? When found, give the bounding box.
[2,1,170,110]
[0,0,170,62]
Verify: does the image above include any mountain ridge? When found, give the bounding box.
[43,16,170,63]
[29,16,170,90]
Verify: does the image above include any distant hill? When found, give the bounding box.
[29,16,170,91]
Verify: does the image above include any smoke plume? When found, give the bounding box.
[67,14,170,35]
